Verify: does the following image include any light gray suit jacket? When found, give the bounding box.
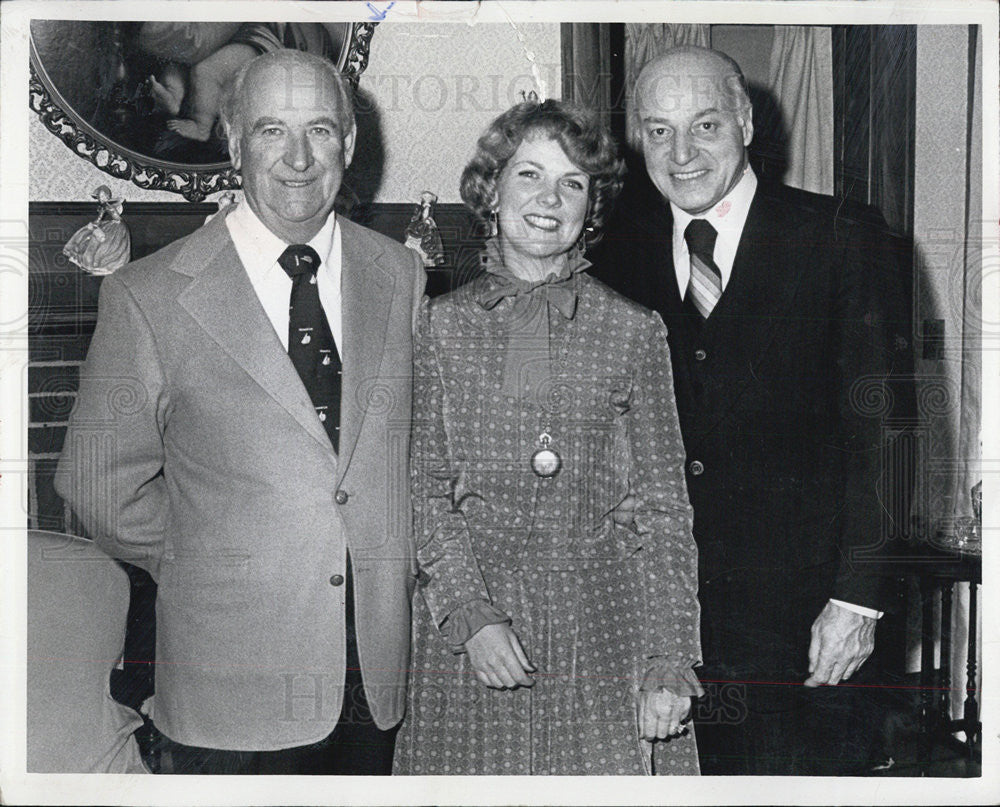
[56,211,426,750]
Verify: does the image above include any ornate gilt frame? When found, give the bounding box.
[29,21,377,202]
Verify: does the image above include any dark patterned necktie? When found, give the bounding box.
[684,219,723,319]
[278,244,342,451]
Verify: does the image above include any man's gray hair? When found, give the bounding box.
[221,49,355,141]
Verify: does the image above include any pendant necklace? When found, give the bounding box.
[526,278,571,479]
[530,429,562,478]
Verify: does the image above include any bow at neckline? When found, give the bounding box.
[476,238,590,319]
[473,238,592,399]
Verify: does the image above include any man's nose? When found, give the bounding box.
[671,131,696,166]
[283,132,313,171]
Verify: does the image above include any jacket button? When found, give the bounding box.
[335,490,349,504]
[694,349,707,361]
[689,460,704,476]
[329,574,345,586]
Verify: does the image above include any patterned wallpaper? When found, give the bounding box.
[358,22,561,205]
[29,113,187,203]
[28,23,561,205]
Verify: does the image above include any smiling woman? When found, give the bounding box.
[29,19,375,201]
[493,137,591,281]
[394,98,705,776]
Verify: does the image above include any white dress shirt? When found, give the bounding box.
[671,165,757,298]
[225,199,343,354]
[670,167,881,621]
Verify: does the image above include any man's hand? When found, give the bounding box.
[637,688,691,740]
[804,601,876,687]
[464,623,536,689]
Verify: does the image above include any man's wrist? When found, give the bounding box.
[829,598,883,619]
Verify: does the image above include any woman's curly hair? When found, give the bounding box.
[460,99,626,247]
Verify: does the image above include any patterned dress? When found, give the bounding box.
[394,259,702,775]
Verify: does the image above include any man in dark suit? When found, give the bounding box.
[591,46,912,775]
[56,50,425,774]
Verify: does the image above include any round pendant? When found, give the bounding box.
[530,432,561,478]
[531,447,562,477]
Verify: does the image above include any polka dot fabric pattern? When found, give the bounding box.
[394,271,702,775]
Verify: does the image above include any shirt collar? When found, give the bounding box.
[670,165,758,243]
[226,197,337,279]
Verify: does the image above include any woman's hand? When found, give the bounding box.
[464,623,536,689]
[637,688,691,740]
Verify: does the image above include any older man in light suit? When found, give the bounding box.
[56,50,425,774]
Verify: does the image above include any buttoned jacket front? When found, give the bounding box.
[56,211,425,749]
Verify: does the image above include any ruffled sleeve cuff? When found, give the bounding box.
[639,657,705,698]
[439,599,512,654]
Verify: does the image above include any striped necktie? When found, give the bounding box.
[684,218,723,319]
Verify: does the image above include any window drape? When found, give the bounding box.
[561,23,616,131]
[911,24,982,728]
[950,24,982,730]
[766,26,835,194]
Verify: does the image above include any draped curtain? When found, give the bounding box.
[950,25,982,726]
[957,27,982,527]
[909,24,982,727]
[561,23,617,133]
[766,26,835,194]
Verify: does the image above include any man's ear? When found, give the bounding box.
[225,123,241,170]
[739,108,754,148]
[342,122,357,170]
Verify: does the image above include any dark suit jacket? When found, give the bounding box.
[590,181,913,670]
[56,212,426,748]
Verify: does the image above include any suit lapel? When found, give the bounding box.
[642,204,701,417]
[693,188,811,428]
[173,216,334,454]
[649,203,687,326]
[336,217,394,483]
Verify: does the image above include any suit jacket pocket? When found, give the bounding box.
[159,551,252,608]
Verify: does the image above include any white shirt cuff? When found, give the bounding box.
[829,598,883,619]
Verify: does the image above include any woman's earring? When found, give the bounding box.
[489,210,499,238]
[577,225,595,253]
